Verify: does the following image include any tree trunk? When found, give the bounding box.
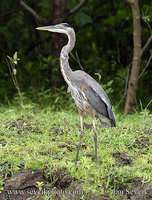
[124,0,142,114]
[50,0,68,89]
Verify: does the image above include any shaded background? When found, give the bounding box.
[0,0,151,110]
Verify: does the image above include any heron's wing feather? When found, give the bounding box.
[86,85,109,118]
[86,78,116,126]
[78,72,115,122]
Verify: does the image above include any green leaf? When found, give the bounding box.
[107,80,113,87]
[142,15,150,22]
[74,12,92,26]
[13,69,17,75]
[13,52,18,61]
[13,60,17,65]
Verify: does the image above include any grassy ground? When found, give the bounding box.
[0,103,152,199]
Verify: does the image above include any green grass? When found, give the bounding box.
[0,103,152,199]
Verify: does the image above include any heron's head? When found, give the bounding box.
[36,23,72,35]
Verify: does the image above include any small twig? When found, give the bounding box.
[76,51,84,71]
[142,35,152,54]
[6,54,25,116]
[70,52,84,71]
[145,99,152,110]
[117,47,124,69]
[68,0,88,16]
[138,50,152,79]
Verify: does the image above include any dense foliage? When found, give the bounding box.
[0,0,152,110]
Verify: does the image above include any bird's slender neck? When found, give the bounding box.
[60,29,76,85]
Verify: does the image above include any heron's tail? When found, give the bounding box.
[99,120,107,128]
[110,119,116,127]
[99,119,116,128]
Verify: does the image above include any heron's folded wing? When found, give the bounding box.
[85,77,116,126]
[86,85,109,118]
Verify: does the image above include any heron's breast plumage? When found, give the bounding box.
[68,83,90,112]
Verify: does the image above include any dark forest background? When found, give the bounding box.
[0,0,151,112]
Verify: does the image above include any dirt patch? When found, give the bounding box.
[0,169,48,200]
[8,119,41,134]
[49,127,64,135]
[122,178,152,200]
[4,170,47,190]
[143,129,152,135]
[134,137,150,149]
[53,168,73,189]
[54,180,83,200]
[112,152,133,165]
[58,142,76,152]
[0,168,84,200]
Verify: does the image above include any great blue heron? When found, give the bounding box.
[36,23,116,165]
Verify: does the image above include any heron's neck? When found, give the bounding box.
[60,29,76,85]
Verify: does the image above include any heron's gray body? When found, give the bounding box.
[59,25,116,127]
[36,23,116,164]
[67,70,115,127]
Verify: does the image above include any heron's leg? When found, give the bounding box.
[92,118,97,163]
[89,107,97,163]
[75,108,83,165]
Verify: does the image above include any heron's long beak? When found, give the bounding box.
[36,25,59,31]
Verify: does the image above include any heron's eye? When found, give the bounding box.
[61,25,64,29]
